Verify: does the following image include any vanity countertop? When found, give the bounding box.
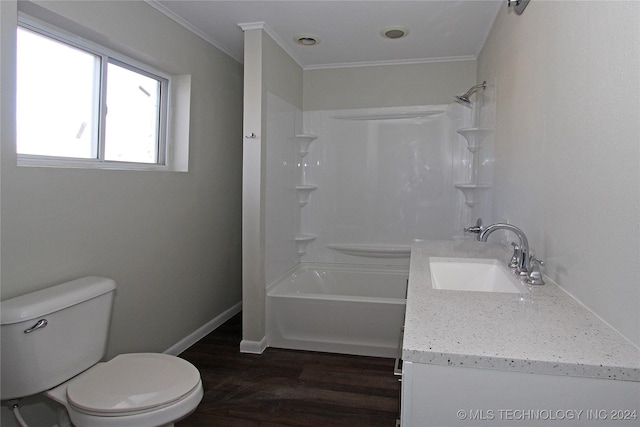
[403,240,640,381]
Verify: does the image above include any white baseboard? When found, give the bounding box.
[240,336,268,354]
[164,302,242,356]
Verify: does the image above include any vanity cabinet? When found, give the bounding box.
[401,240,640,426]
[401,361,639,426]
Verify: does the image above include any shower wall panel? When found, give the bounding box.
[302,105,467,264]
[265,92,301,284]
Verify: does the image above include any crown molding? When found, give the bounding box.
[145,0,242,63]
[238,21,305,69]
[303,55,477,71]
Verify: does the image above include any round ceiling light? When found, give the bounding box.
[294,34,320,46]
[381,26,409,40]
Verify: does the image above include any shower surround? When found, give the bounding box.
[299,103,478,265]
[263,92,492,356]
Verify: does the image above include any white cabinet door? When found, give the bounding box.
[401,361,640,426]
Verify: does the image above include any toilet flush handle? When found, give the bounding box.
[24,318,48,333]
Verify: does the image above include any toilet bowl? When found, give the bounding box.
[0,277,204,427]
[45,353,203,427]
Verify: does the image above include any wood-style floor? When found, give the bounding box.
[176,313,400,426]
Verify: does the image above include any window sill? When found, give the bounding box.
[17,155,182,172]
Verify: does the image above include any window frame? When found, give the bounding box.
[17,13,171,171]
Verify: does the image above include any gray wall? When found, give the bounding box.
[1,1,244,357]
[478,2,640,346]
[303,60,477,111]
[264,33,304,111]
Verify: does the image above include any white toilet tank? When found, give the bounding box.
[1,277,116,400]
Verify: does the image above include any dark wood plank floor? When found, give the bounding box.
[177,313,400,426]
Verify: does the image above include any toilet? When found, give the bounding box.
[0,277,203,427]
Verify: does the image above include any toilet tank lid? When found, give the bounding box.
[1,277,116,325]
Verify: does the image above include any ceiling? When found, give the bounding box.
[148,1,503,69]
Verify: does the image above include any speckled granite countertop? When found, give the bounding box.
[403,240,640,381]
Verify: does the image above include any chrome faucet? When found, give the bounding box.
[465,219,545,285]
[479,223,530,276]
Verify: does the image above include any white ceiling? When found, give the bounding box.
[148,1,502,69]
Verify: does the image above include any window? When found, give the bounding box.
[16,18,170,168]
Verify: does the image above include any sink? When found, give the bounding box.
[429,257,525,293]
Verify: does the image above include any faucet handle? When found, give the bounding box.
[526,255,545,285]
[530,255,544,266]
[509,242,520,268]
[463,218,484,239]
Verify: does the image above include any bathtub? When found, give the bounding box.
[267,263,408,358]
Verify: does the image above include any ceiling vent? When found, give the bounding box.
[381,26,409,39]
[294,34,320,46]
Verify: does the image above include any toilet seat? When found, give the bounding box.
[45,353,203,427]
[66,353,201,416]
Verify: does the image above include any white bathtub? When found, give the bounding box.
[267,263,408,358]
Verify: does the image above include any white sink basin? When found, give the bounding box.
[429,257,525,294]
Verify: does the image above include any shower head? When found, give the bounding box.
[453,94,472,105]
[454,81,487,106]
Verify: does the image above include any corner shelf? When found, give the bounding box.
[295,234,316,255]
[296,185,317,207]
[296,134,318,158]
[456,128,493,153]
[295,134,318,256]
[455,183,491,207]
